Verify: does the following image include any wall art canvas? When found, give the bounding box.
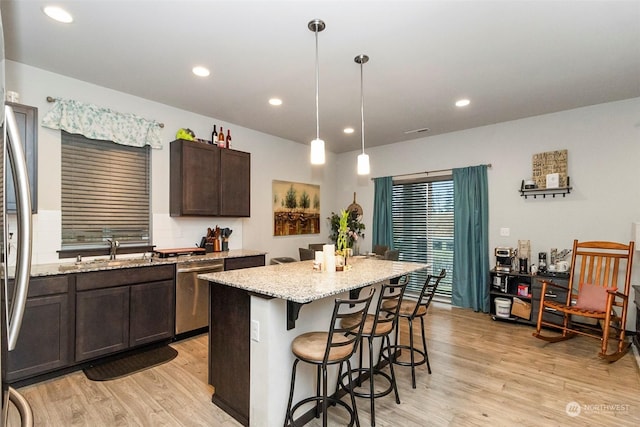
[532,149,568,188]
[273,180,320,236]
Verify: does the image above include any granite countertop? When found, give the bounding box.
[199,256,429,303]
[18,249,267,278]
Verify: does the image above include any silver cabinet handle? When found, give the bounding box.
[5,105,33,351]
[177,263,224,274]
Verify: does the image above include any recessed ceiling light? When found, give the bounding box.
[343,127,354,134]
[192,66,210,77]
[455,99,471,107]
[43,6,73,23]
[269,98,282,106]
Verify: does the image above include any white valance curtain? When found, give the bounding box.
[42,98,163,149]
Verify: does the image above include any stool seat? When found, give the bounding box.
[382,299,427,317]
[341,313,394,336]
[292,332,354,362]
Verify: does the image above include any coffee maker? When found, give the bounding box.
[538,252,547,273]
[495,247,515,272]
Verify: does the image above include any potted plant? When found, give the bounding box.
[328,209,365,256]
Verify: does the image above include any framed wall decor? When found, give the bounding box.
[273,180,320,236]
[532,149,568,188]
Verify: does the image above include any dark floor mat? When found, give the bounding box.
[83,345,178,381]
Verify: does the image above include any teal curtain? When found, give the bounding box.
[372,176,393,249]
[452,165,490,312]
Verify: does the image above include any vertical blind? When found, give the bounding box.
[61,131,150,248]
[392,177,454,297]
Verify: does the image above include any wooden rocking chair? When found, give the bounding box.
[532,240,634,362]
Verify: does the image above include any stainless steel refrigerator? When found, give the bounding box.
[1,9,34,427]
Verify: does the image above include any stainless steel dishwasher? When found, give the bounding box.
[175,259,224,335]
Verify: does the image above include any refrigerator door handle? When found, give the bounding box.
[5,105,32,351]
[8,387,34,427]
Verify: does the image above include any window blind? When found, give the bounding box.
[61,131,150,248]
[392,177,454,297]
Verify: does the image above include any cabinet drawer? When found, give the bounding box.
[9,275,69,299]
[76,264,175,291]
[224,255,265,271]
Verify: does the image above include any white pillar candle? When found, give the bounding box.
[323,244,335,272]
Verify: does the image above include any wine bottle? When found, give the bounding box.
[226,129,232,148]
[218,127,226,148]
[211,125,218,144]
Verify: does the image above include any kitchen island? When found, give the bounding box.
[200,257,429,427]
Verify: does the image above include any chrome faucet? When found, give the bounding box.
[107,239,120,260]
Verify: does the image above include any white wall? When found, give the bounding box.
[335,97,640,328]
[7,60,640,328]
[5,61,337,265]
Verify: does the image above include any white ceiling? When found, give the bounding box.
[2,1,639,153]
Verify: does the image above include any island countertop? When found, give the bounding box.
[199,256,429,303]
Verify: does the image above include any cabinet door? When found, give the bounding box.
[170,140,220,216]
[220,149,250,217]
[6,294,70,381]
[76,287,130,362]
[6,102,37,213]
[130,280,175,347]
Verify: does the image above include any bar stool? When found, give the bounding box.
[284,288,375,427]
[382,269,446,389]
[338,276,409,426]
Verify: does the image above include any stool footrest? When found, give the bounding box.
[288,395,357,427]
[381,344,427,367]
[338,367,395,400]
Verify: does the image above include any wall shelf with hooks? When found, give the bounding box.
[520,177,572,199]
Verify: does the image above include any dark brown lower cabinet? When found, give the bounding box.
[75,286,130,362]
[75,265,175,362]
[8,264,176,383]
[130,280,174,347]
[6,291,70,382]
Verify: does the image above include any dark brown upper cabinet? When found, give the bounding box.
[170,139,250,217]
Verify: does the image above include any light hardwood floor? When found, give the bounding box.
[9,303,640,426]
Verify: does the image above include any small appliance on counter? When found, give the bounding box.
[518,240,530,274]
[538,252,547,273]
[495,247,515,272]
[492,274,508,293]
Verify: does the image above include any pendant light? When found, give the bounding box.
[309,19,326,165]
[355,54,370,175]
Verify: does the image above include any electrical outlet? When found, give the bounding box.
[500,227,510,237]
[251,319,260,342]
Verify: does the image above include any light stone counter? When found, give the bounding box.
[199,256,428,303]
[14,249,266,278]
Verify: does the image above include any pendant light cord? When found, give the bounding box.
[360,60,365,154]
[315,29,320,140]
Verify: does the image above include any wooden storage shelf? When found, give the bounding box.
[489,269,569,327]
[519,177,572,199]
